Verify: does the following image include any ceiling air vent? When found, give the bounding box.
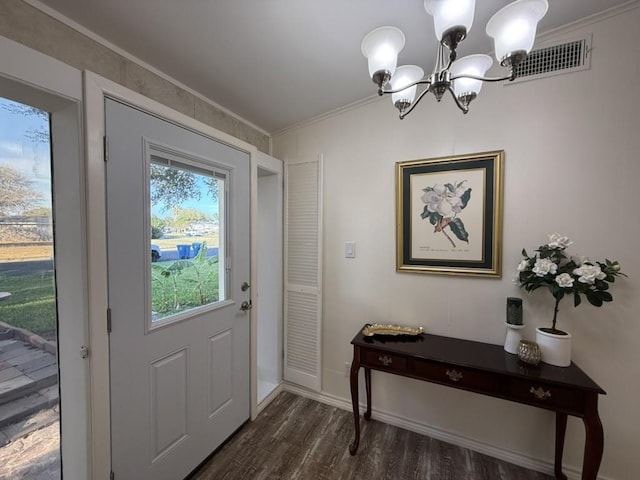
[509,35,592,84]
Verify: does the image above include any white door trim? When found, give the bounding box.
[84,71,259,479]
[253,152,284,418]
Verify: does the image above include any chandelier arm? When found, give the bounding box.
[398,84,433,120]
[447,86,469,114]
[380,78,431,96]
[445,51,456,71]
[446,58,454,71]
[450,71,516,83]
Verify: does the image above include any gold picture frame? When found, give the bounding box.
[396,150,503,277]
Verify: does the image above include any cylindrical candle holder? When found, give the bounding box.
[504,322,525,354]
[506,297,523,325]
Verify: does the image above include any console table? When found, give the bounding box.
[348,327,605,480]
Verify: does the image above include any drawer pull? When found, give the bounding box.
[378,355,393,366]
[530,386,551,400]
[446,369,463,382]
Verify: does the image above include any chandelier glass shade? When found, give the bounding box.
[361,0,549,118]
[360,26,406,87]
[390,65,425,111]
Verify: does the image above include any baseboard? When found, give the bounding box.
[282,382,600,480]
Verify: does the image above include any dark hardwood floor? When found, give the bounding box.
[190,391,552,480]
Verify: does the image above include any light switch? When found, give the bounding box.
[345,241,356,258]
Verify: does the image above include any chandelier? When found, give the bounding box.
[361,0,549,118]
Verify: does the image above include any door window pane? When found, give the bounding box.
[150,158,225,323]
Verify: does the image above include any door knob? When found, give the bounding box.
[240,300,252,311]
[241,281,250,291]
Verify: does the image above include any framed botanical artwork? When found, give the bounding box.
[396,150,504,277]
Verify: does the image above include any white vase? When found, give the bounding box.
[536,327,572,367]
[504,322,525,354]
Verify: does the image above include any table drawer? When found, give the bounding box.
[506,379,582,412]
[362,350,408,373]
[412,361,500,393]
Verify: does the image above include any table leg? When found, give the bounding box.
[364,367,372,421]
[581,395,604,480]
[349,349,361,455]
[554,412,568,480]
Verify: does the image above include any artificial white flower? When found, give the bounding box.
[573,255,591,266]
[516,237,625,334]
[517,259,529,272]
[555,273,575,288]
[573,264,606,284]
[548,233,573,249]
[532,258,558,277]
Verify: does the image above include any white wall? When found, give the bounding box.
[273,7,640,480]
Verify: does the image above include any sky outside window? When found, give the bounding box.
[0,97,51,211]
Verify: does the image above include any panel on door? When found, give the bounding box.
[105,98,250,480]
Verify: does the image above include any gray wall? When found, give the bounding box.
[0,0,270,153]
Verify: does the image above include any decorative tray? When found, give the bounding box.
[362,323,424,337]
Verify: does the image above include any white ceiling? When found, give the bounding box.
[34,0,631,134]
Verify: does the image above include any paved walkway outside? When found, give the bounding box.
[0,408,60,480]
[0,323,60,480]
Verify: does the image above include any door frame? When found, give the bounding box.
[254,152,284,415]
[84,72,260,479]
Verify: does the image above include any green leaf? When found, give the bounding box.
[459,188,472,209]
[599,291,613,302]
[448,218,469,243]
[168,260,193,273]
[595,280,609,290]
[574,292,582,307]
[586,292,603,307]
[421,205,431,219]
[551,287,564,301]
[193,241,208,264]
[444,183,455,192]
[429,212,441,226]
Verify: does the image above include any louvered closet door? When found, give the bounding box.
[284,155,323,391]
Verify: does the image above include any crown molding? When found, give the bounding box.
[272,94,383,138]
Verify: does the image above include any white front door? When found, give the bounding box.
[105,98,251,480]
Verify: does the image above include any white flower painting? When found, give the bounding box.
[420,180,472,248]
